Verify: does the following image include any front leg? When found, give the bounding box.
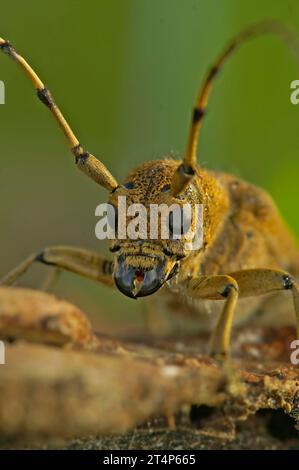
[231,268,299,339]
[0,246,115,288]
[185,275,239,357]
[185,268,299,358]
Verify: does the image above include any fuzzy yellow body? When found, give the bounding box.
[114,159,299,333]
[1,21,299,356]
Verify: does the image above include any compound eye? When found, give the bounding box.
[168,207,192,239]
[107,204,118,232]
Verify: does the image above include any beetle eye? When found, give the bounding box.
[168,211,181,239]
[168,207,192,239]
[107,204,118,233]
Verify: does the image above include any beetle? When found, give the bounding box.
[1,20,299,358]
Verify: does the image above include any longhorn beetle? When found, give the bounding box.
[1,20,299,358]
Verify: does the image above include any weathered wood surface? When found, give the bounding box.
[0,286,298,446]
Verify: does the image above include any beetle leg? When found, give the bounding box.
[0,246,115,288]
[39,267,62,291]
[186,268,299,358]
[186,275,239,358]
[229,268,299,343]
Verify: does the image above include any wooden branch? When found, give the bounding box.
[0,286,298,442]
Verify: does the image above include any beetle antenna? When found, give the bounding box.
[0,38,119,191]
[184,19,299,167]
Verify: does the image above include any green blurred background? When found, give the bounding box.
[1,0,299,333]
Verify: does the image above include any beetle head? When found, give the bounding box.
[106,159,202,298]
